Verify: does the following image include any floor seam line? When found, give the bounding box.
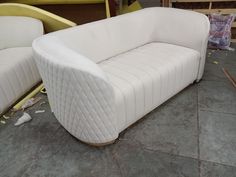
[197,83,201,177]
[140,146,199,161]
[199,109,236,116]
[200,159,236,168]
[110,148,125,177]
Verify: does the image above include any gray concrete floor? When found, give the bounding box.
[1,44,236,177]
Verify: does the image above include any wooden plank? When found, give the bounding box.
[232,22,236,28]
[193,8,236,14]
[0,0,105,5]
[172,0,236,2]
[209,1,212,10]
[231,39,236,42]
[162,0,171,7]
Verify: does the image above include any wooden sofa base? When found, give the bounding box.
[84,139,116,147]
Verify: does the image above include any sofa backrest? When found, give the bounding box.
[48,7,209,64]
[0,16,44,50]
[49,8,157,63]
[153,8,209,57]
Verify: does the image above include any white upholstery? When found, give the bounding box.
[100,43,200,131]
[33,7,210,145]
[0,16,44,50]
[0,16,43,114]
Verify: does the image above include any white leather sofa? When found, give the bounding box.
[0,16,43,114]
[33,7,210,146]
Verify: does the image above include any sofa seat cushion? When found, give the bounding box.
[99,42,200,131]
[0,47,41,113]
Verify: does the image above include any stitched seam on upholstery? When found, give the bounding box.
[0,83,10,109]
[72,73,105,142]
[19,56,31,90]
[74,72,112,141]
[10,66,21,101]
[109,47,164,106]
[102,67,137,122]
[133,50,166,102]
[122,51,162,105]
[135,45,191,100]
[89,75,115,120]
[104,74,128,130]
[104,64,140,118]
[135,46,179,100]
[69,75,97,141]
[110,61,146,115]
[66,71,76,133]
[86,75,116,138]
[58,66,65,124]
[25,51,38,83]
[115,57,154,104]
[101,69,132,127]
[114,59,153,112]
[9,60,22,95]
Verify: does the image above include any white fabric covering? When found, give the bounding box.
[33,7,210,144]
[0,48,41,113]
[0,16,43,114]
[100,43,200,131]
[0,16,43,50]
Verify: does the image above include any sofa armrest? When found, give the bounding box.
[0,16,44,50]
[154,8,210,80]
[33,36,118,144]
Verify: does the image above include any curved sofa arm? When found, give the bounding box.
[33,36,118,144]
[153,8,210,81]
[0,16,44,49]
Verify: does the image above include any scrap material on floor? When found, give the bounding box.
[0,44,236,176]
[14,112,32,126]
[35,110,45,114]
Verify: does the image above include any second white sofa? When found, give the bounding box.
[0,16,43,114]
[33,7,210,146]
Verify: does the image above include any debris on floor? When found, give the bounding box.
[21,97,41,110]
[222,67,236,89]
[3,115,10,120]
[0,120,6,124]
[14,112,32,126]
[213,61,219,64]
[39,101,47,106]
[35,110,45,114]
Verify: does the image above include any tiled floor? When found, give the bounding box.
[1,44,236,177]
